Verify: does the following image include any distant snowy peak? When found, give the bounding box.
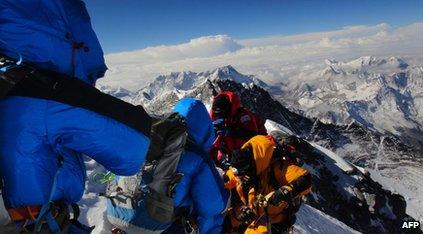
[137,65,268,101]
[324,56,409,71]
[321,56,410,77]
[97,85,133,98]
[282,56,423,148]
[208,65,268,88]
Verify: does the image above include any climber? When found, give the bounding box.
[0,0,154,232]
[210,91,267,169]
[223,135,312,234]
[106,98,229,234]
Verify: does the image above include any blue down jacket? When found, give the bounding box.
[0,0,150,209]
[106,98,228,234]
[0,0,107,84]
[171,98,228,234]
[0,97,150,208]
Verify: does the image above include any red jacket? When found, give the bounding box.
[210,91,267,162]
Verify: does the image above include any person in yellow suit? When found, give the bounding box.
[224,135,312,234]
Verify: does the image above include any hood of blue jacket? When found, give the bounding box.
[173,98,215,152]
[0,0,107,84]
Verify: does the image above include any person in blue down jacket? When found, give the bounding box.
[107,98,229,234]
[0,0,151,233]
[165,98,229,233]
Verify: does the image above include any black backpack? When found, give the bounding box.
[270,130,310,166]
[144,113,189,223]
[106,113,196,232]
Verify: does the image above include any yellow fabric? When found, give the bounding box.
[241,135,276,176]
[274,162,309,186]
[245,224,267,234]
[227,135,312,232]
[224,167,239,189]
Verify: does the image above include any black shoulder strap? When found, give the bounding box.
[269,164,281,191]
[7,66,152,136]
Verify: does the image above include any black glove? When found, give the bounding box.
[213,118,229,136]
[237,206,256,223]
[268,186,292,206]
[219,157,231,171]
[240,175,256,191]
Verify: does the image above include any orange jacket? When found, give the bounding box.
[225,135,312,233]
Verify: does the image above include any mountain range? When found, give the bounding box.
[96,62,423,232]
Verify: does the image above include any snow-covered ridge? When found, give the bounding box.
[101,57,423,150]
[138,65,268,100]
[100,65,269,113]
[278,56,423,149]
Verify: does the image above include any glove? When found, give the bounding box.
[219,157,231,170]
[212,118,224,128]
[237,206,256,223]
[212,119,229,136]
[268,186,292,206]
[240,175,255,191]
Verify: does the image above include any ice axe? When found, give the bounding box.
[255,193,274,234]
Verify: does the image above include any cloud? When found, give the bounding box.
[99,23,423,90]
[238,23,391,47]
[106,35,242,64]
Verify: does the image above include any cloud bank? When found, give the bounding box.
[99,23,423,90]
[107,35,242,64]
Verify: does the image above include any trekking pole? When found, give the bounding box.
[264,206,272,234]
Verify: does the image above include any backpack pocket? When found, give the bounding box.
[145,188,175,224]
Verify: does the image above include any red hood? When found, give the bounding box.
[211,91,241,120]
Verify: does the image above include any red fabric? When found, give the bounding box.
[210,91,242,121]
[210,91,267,161]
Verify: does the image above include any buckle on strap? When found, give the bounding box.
[182,216,199,234]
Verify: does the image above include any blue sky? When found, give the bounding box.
[85,0,423,54]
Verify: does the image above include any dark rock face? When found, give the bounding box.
[129,77,422,233]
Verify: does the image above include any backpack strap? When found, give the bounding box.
[6,65,152,136]
[33,170,61,234]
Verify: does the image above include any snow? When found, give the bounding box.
[294,204,360,234]
[78,159,112,234]
[265,119,295,135]
[0,195,11,226]
[368,167,423,222]
[309,142,356,174]
[278,56,423,148]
